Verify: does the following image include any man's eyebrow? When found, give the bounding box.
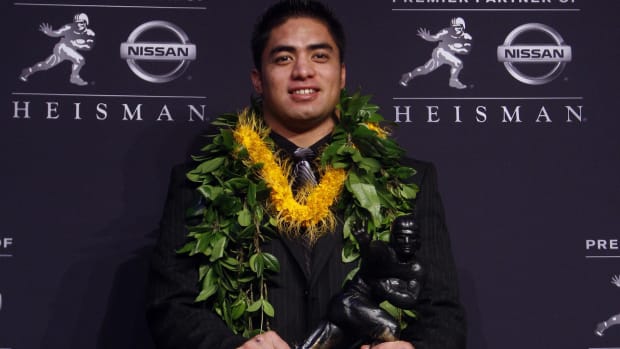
[269,45,296,56]
[307,43,334,52]
[268,42,335,56]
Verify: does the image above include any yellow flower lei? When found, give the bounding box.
[364,122,388,139]
[233,109,346,243]
[183,93,419,337]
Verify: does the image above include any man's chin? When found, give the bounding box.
[399,249,414,256]
[287,109,332,125]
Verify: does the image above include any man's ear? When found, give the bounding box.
[340,63,346,89]
[251,68,263,94]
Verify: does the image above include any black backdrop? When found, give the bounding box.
[1,1,619,348]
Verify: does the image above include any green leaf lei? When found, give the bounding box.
[179,92,419,337]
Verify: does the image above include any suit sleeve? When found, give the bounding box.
[146,165,246,349]
[400,161,467,349]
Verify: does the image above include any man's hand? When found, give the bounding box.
[417,28,432,41]
[351,221,370,245]
[236,331,290,349]
[39,23,53,36]
[612,275,620,288]
[361,341,415,349]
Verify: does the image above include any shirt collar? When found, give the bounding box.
[269,131,332,160]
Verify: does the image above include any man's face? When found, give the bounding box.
[453,25,464,35]
[391,229,418,259]
[251,17,346,134]
[76,20,87,31]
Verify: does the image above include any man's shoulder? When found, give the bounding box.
[401,157,437,188]
[169,162,199,188]
[401,157,431,169]
[170,161,193,174]
[437,28,450,36]
[402,157,433,173]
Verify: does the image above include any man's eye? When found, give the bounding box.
[275,55,292,63]
[313,53,329,62]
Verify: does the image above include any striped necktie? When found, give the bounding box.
[292,147,317,189]
[293,147,317,273]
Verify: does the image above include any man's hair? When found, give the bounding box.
[251,0,346,70]
[391,215,417,234]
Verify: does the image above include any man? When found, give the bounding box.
[147,1,466,349]
[398,17,472,89]
[19,13,95,86]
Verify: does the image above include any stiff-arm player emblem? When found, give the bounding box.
[595,275,620,336]
[19,13,95,86]
[399,17,472,90]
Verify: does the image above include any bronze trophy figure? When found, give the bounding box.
[296,215,424,349]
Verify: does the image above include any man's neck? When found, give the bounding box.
[266,116,336,148]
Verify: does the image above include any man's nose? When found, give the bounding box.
[292,57,315,79]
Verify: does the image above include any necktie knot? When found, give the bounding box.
[293,147,315,161]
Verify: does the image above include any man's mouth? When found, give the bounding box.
[291,88,317,95]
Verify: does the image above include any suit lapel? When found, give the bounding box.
[278,227,343,286]
[309,226,342,288]
[280,235,312,282]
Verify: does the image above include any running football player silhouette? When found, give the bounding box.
[19,13,95,86]
[399,17,472,89]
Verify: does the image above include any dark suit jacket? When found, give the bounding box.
[146,159,466,349]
